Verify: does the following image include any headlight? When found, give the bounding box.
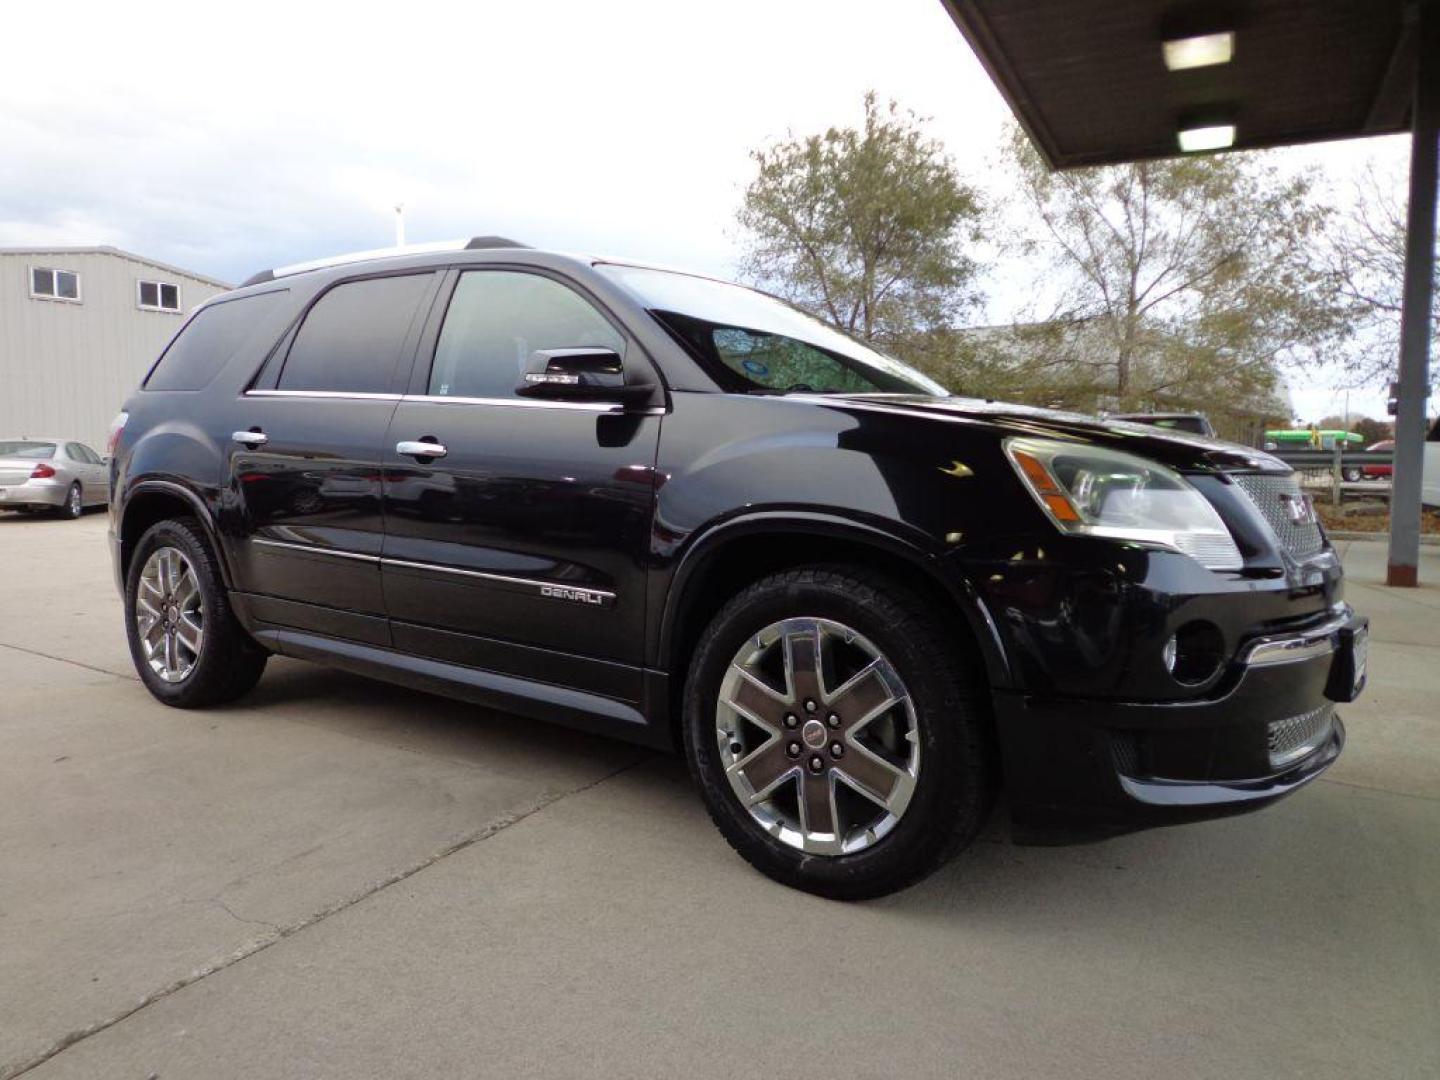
[1004,437,1243,570]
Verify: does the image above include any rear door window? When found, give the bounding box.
[279,274,434,394]
[146,291,288,391]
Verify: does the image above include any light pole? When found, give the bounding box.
[394,203,406,248]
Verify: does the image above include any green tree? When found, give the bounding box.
[999,125,1348,414]
[736,93,984,349]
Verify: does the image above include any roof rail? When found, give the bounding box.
[239,236,530,287]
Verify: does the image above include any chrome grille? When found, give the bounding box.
[1267,704,1334,769]
[1233,473,1325,558]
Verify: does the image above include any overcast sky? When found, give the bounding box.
[1,0,1411,422]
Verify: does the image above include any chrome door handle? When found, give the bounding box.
[232,430,268,447]
[396,439,447,459]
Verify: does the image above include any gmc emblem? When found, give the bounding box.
[1280,491,1316,526]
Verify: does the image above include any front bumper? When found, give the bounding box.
[997,606,1366,842]
[0,479,68,508]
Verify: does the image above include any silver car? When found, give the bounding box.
[0,439,109,519]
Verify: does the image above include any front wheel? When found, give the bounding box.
[1342,467,1363,483]
[125,517,268,707]
[683,566,993,899]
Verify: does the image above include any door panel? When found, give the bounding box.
[227,395,397,641]
[381,400,660,683]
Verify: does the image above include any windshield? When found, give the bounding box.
[0,441,56,459]
[597,264,946,396]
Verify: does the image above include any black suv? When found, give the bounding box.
[108,238,1367,898]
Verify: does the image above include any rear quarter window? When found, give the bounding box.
[145,290,288,391]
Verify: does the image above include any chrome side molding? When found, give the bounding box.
[250,539,616,608]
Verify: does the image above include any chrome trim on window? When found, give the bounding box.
[381,557,616,607]
[251,537,381,563]
[399,393,624,413]
[244,389,403,401]
[1240,607,1353,668]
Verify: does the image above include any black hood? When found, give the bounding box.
[808,394,1290,474]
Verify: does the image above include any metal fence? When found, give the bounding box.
[1269,448,1394,505]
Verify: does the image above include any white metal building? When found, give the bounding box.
[0,247,229,447]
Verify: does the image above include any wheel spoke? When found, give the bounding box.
[163,630,179,674]
[827,660,898,732]
[724,666,786,729]
[783,624,825,704]
[136,596,161,620]
[835,744,908,806]
[798,771,838,838]
[728,737,796,802]
[140,575,164,602]
[175,617,202,656]
[174,569,200,611]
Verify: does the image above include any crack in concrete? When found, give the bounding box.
[0,640,136,682]
[0,756,646,1080]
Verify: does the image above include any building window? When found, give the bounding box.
[30,267,81,303]
[137,279,181,312]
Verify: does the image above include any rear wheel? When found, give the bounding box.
[56,483,82,519]
[125,517,267,707]
[683,566,993,900]
[1342,466,1363,482]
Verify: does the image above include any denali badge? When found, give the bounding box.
[1280,491,1316,526]
[539,583,613,607]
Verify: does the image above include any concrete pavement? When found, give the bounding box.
[1,514,1436,1079]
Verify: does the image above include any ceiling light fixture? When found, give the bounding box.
[1177,124,1236,152]
[1162,31,1235,71]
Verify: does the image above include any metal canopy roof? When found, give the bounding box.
[942,0,1418,169]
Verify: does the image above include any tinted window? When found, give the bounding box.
[280,274,433,394]
[76,444,102,464]
[64,443,85,461]
[597,263,944,396]
[428,271,625,399]
[147,291,287,391]
[0,441,55,459]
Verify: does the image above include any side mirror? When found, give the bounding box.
[516,348,656,405]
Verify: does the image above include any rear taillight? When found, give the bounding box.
[30,463,56,479]
[106,411,129,457]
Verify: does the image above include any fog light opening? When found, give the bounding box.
[1167,621,1224,685]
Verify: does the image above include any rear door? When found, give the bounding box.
[380,267,661,702]
[227,271,441,646]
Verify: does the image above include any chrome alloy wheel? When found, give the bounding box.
[716,617,920,856]
[135,546,205,683]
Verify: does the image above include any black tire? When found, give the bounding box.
[1342,467,1363,483]
[683,566,993,900]
[124,516,268,707]
[57,483,83,519]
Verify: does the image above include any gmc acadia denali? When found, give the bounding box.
[107,237,1368,898]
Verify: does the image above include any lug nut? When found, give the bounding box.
[730,741,743,756]
[830,742,844,758]
[804,699,818,713]
[783,713,798,728]
[808,754,825,773]
[827,713,841,728]
[786,741,801,758]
